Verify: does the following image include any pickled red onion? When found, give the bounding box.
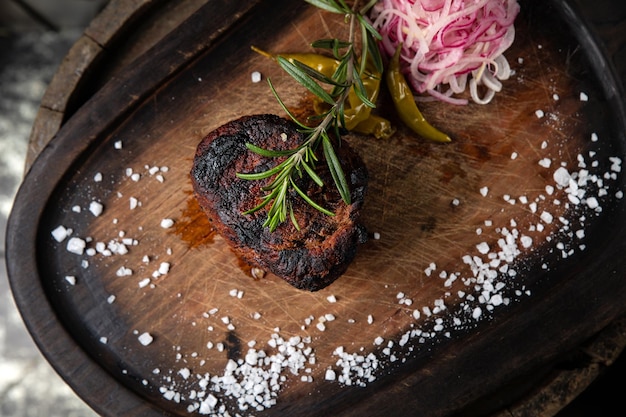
[370,0,520,105]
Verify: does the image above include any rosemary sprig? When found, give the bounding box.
[236,0,382,232]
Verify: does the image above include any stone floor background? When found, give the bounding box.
[1,2,106,416]
[0,1,623,417]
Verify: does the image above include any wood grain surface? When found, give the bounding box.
[7,0,626,416]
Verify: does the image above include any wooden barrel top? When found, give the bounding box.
[20,0,626,416]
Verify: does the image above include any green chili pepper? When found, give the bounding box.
[386,45,451,143]
[353,114,396,139]
[251,46,339,79]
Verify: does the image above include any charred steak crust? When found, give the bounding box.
[191,114,368,291]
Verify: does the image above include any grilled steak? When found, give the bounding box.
[191,114,368,291]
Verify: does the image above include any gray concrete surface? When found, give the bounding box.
[0,2,105,416]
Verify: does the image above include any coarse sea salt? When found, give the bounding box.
[88,201,103,216]
[138,332,154,346]
[51,225,70,242]
[66,237,86,255]
[160,218,175,228]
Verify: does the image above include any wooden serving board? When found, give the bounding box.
[7,0,626,416]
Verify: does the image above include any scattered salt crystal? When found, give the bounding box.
[476,242,490,254]
[586,197,599,209]
[326,295,337,303]
[66,237,86,255]
[490,294,504,306]
[579,92,588,101]
[610,157,622,172]
[116,266,132,277]
[65,275,76,285]
[511,152,518,160]
[480,186,489,197]
[535,109,544,118]
[114,140,123,149]
[591,133,598,142]
[160,218,174,228]
[325,369,336,381]
[158,262,170,275]
[138,332,154,346]
[107,295,116,304]
[373,232,381,240]
[129,197,139,210]
[540,211,553,224]
[520,236,533,249]
[472,307,482,320]
[99,337,108,344]
[553,167,571,187]
[199,394,218,413]
[538,158,551,168]
[178,368,191,379]
[51,225,70,242]
[553,94,559,101]
[94,172,102,182]
[138,278,151,288]
[251,71,262,83]
[89,201,104,216]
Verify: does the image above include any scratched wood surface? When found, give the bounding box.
[8,0,626,416]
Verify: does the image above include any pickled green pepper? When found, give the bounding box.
[386,45,451,143]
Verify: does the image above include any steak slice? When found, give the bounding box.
[191,114,368,291]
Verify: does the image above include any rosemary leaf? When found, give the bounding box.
[352,70,376,108]
[301,160,325,186]
[311,39,351,50]
[304,0,343,14]
[291,179,335,217]
[289,203,301,231]
[277,57,335,105]
[236,167,281,181]
[322,135,351,204]
[268,78,309,128]
[291,59,348,87]
[245,142,295,157]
